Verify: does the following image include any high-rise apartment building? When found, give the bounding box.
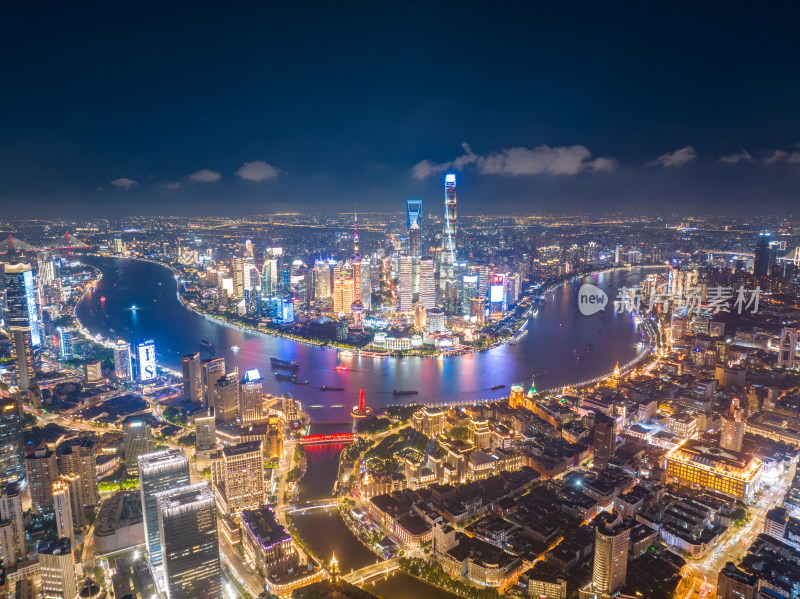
[210,441,265,517]
[38,538,77,599]
[239,369,264,424]
[59,473,85,529]
[53,479,75,550]
[139,449,191,570]
[214,373,239,423]
[4,261,41,391]
[720,397,746,452]
[25,446,57,513]
[156,483,221,599]
[181,352,202,405]
[123,417,153,475]
[0,396,24,485]
[201,357,225,409]
[56,437,99,508]
[0,484,26,565]
[195,408,216,453]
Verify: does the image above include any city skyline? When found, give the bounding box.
[2,3,800,216]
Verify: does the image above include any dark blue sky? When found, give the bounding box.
[1,2,799,216]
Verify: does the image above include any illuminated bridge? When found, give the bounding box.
[342,557,400,585]
[298,432,354,446]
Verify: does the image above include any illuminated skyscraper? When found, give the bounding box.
[0,484,25,565]
[53,479,75,550]
[266,414,283,461]
[182,352,202,405]
[3,261,41,391]
[0,397,24,485]
[312,260,331,302]
[25,446,57,514]
[201,357,225,409]
[210,441,265,516]
[407,199,423,231]
[590,513,630,595]
[443,174,457,263]
[593,412,616,468]
[157,483,221,599]
[55,437,99,508]
[139,449,191,571]
[123,417,154,475]
[720,398,746,452]
[214,373,239,423]
[195,408,216,453]
[332,268,354,315]
[753,233,772,278]
[38,538,77,599]
[777,327,799,368]
[398,256,413,313]
[135,339,157,383]
[409,221,421,293]
[113,340,133,382]
[239,369,264,424]
[418,257,436,309]
[261,258,278,296]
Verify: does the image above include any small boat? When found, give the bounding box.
[271,357,300,370]
[275,372,296,382]
[200,339,214,349]
[320,386,345,391]
[333,364,348,372]
[231,345,240,352]
[339,350,354,357]
[393,390,418,396]
[491,384,506,391]
[292,380,309,386]
[331,404,344,409]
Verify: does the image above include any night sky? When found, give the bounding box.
[1,2,799,216]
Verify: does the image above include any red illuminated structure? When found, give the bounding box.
[351,388,373,419]
[298,433,354,446]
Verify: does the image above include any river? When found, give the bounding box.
[75,256,651,427]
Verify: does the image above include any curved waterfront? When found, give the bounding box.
[75,256,652,424]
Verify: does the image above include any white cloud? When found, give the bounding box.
[236,160,280,182]
[111,178,137,189]
[648,146,697,168]
[163,182,181,189]
[718,150,753,164]
[412,142,615,179]
[189,169,222,182]
[764,150,800,164]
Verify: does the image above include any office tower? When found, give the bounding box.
[25,446,57,513]
[53,480,75,549]
[720,398,746,452]
[398,255,413,313]
[214,373,239,423]
[0,483,26,565]
[195,408,216,452]
[407,198,423,231]
[593,412,615,468]
[233,257,245,298]
[139,449,191,570]
[56,437,99,507]
[123,417,154,475]
[245,239,253,257]
[181,352,202,404]
[135,339,157,383]
[0,521,16,570]
[443,173,457,262]
[591,513,630,595]
[156,483,221,599]
[753,233,772,278]
[777,327,799,368]
[239,369,264,424]
[409,222,421,293]
[4,261,41,391]
[262,258,278,296]
[461,273,478,316]
[418,257,436,309]
[312,260,331,302]
[266,414,283,461]
[0,396,24,485]
[471,297,486,324]
[201,357,225,408]
[332,271,355,315]
[359,259,371,311]
[38,538,77,599]
[57,327,74,360]
[210,441,265,516]
[113,340,133,382]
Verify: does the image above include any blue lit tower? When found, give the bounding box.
[3,261,41,391]
[406,199,423,232]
